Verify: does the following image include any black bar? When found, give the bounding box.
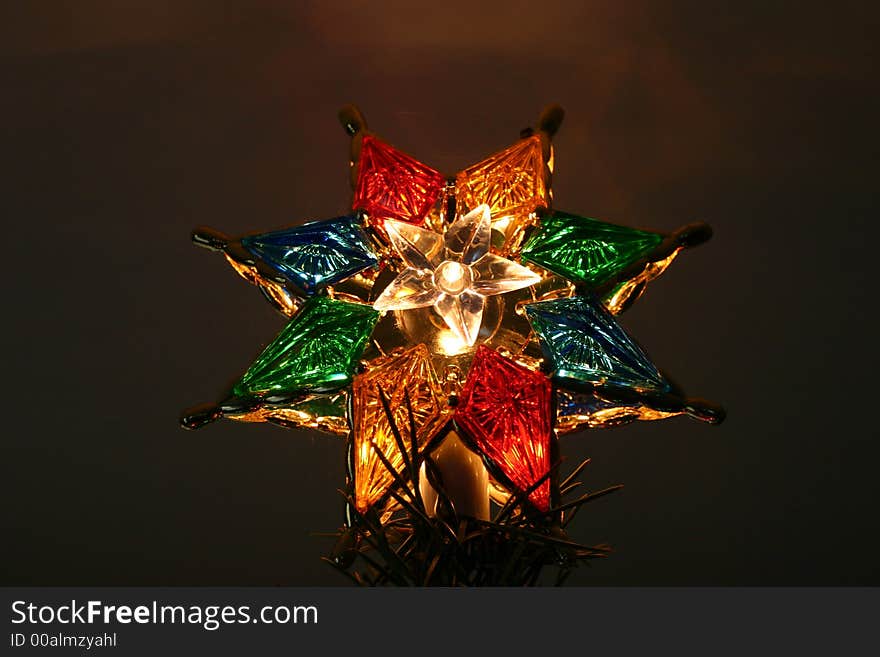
[2,587,877,655]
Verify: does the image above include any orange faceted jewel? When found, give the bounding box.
[351,344,452,512]
[454,346,553,511]
[455,135,548,251]
[353,134,446,234]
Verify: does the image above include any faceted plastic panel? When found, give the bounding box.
[234,297,379,397]
[456,135,547,218]
[241,215,378,295]
[455,135,547,251]
[353,134,445,233]
[555,389,679,433]
[454,346,553,511]
[525,295,669,392]
[521,211,663,288]
[352,344,451,512]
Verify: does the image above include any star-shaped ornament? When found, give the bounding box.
[181,104,724,518]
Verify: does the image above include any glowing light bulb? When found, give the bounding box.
[433,260,471,295]
[438,330,468,356]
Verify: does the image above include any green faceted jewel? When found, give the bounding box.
[521,210,663,288]
[234,296,379,398]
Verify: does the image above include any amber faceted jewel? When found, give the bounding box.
[521,210,663,288]
[352,344,452,512]
[454,346,553,511]
[525,295,668,393]
[353,134,446,234]
[455,135,547,251]
[233,296,379,398]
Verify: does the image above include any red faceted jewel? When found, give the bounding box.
[353,134,445,235]
[454,346,554,511]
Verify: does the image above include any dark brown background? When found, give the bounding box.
[2,1,878,585]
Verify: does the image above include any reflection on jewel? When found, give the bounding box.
[373,205,541,347]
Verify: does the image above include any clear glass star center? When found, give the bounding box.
[373,204,541,346]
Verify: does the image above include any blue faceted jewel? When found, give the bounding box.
[524,295,669,392]
[241,214,378,295]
